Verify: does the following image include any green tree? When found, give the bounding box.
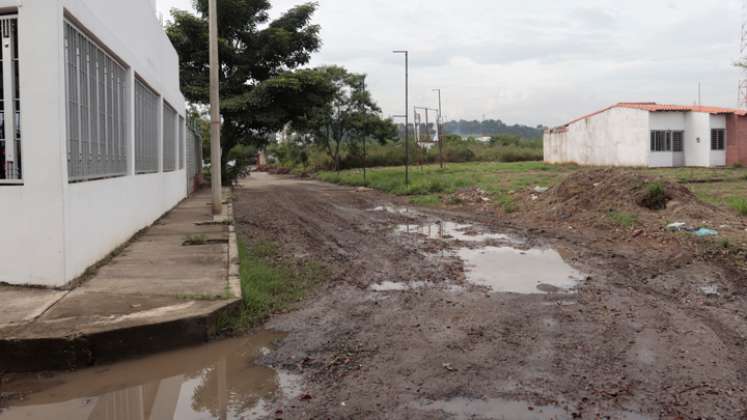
[166,0,328,183]
[290,66,397,171]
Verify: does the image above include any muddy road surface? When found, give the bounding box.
[232,173,747,420]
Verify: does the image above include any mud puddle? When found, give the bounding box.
[458,246,584,294]
[396,221,517,243]
[0,330,297,420]
[395,219,583,295]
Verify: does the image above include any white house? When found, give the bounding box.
[544,103,747,168]
[0,0,198,287]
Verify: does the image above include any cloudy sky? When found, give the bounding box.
[157,0,745,127]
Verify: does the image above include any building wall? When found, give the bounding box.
[544,107,650,166]
[0,0,187,286]
[726,115,747,166]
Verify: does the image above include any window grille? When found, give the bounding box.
[135,79,159,174]
[64,21,127,182]
[711,129,725,151]
[0,16,21,184]
[650,130,684,152]
[178,115,185,170]
[163,103,177,172]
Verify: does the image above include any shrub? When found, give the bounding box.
[638,181,669,210]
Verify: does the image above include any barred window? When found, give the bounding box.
[178,115,185,170]
[163,103,177,172]
[711,129,725,151]
[135,79,159,174]
[650,130,684,152]
[0,16,21,183]
[64,22,127,182]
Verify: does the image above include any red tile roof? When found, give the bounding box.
[551,102,747,133]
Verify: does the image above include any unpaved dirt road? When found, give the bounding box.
[234,172,747,419]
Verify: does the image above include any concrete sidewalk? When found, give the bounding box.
[0,189,242,372]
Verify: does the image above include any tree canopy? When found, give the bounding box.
[288,66,397,171]
[166,0,332,182]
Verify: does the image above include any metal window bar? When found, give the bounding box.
[162,102,177,172]
[178,115,185,170]
[64,21,128,182]
[135,78,159,174]
[1,16,21,183]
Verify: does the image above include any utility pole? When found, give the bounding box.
[433,89,444,169]
[393,50,409,185]
[209,0,223,215]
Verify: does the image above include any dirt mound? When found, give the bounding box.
[533,169,722,226]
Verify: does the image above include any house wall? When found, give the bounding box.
[544,107,649,166]
[726,115,747,166]
[0,0,187,287]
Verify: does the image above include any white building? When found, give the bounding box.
[544,103,747,168]
[0,0,196,287]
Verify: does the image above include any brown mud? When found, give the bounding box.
[230,172,747,419]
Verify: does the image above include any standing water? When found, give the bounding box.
[0,330,299,420]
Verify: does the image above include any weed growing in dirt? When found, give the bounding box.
[230,239,326,331]
[728,197,747,216]
[608,210,638,228]
[183,234,208,246]
[639,181,669,210]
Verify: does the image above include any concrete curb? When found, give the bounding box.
[0,189,244,373]
[0,299,242,372]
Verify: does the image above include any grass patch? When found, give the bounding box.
[728,197,747,216]
[183,234,208,246]
[409,195,441,206]
[608,210,638,228]
[227,239,326,332]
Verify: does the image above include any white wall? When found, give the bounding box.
[544,107,650,166]
[0,0,187,286]
[684,112,711,167]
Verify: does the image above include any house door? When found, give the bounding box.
[0,16,20,182]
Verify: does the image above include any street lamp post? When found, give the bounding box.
[208,0,222,215]
[433,89,444,169]
[393,50,409,185]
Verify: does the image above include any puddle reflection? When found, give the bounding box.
[458,247,584,294]
[396,222,516,243]
[0,330,298,420]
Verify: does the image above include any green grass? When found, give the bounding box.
[728,197,747,216]
[608,210,639,228]
[227,239,326,332]
[317,161,747,217]
[318,161,576,199]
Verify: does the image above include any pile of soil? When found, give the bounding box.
[523,168,728,230]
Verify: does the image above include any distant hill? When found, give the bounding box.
[443,119,545,140]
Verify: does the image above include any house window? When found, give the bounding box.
[135,79,159,174]
[672,131,684,152]
[64,22,128,183]
[651,130,684,152]
[178,116,185,170]
[711,129,725,151]
[162,102,177,172]
[0,16,21,184]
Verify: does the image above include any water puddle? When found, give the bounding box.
[700,285,720,297]
[458,247,584,294]
[0,330,298,420]
[371,205,414,215]
[397,222,516,243]
[370,281,426,292]
[412,397,568,420]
